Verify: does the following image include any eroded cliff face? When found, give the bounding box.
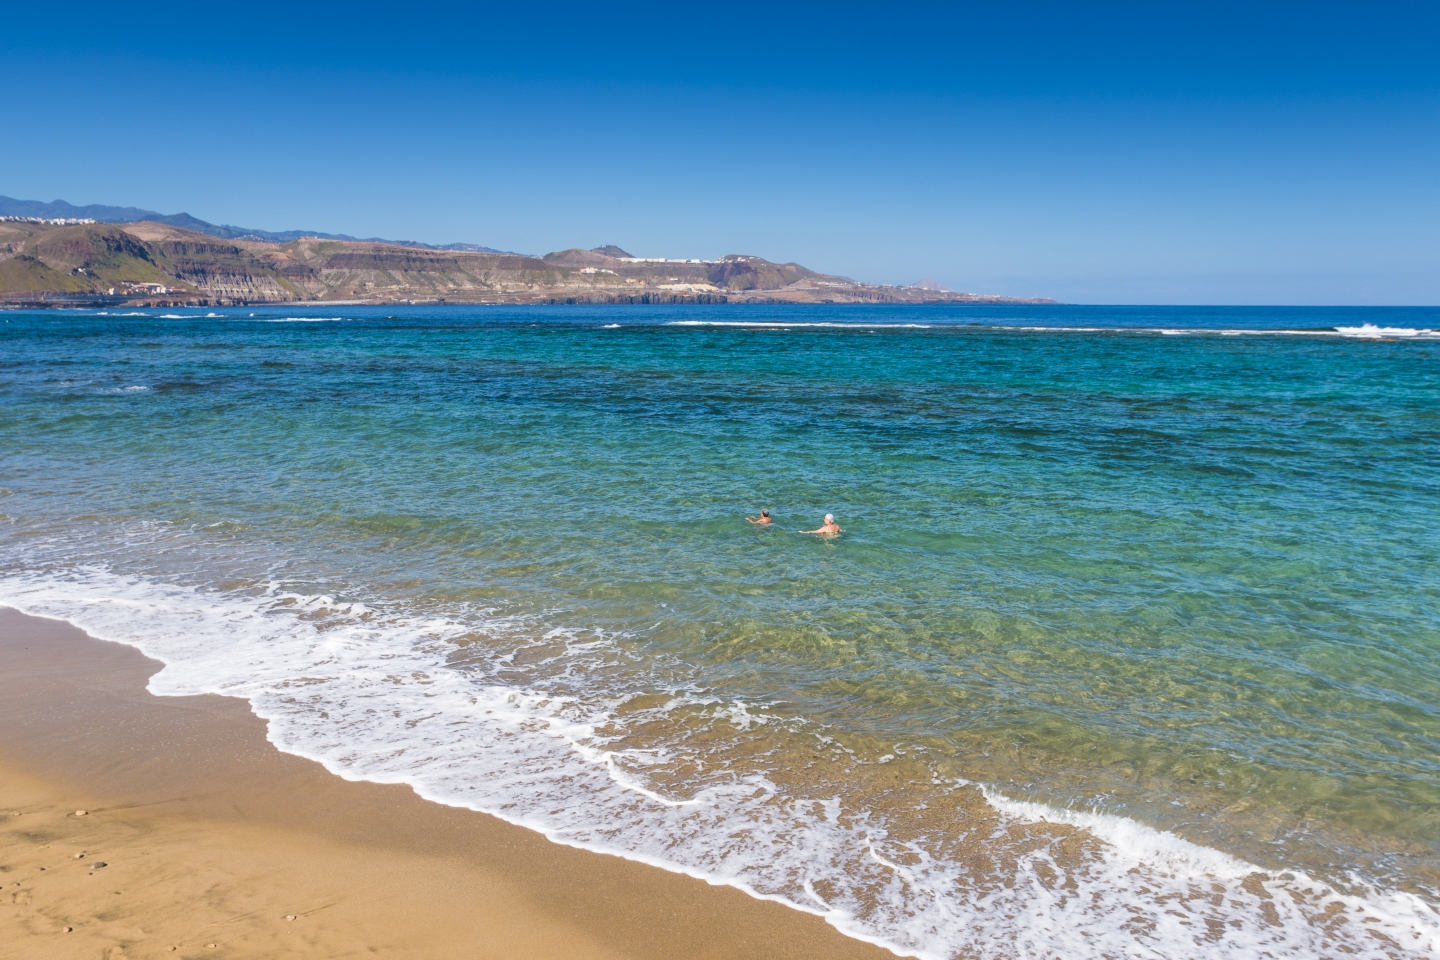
[1,222,1055,305]
[178,271,297,301]
[156,239,304,301]
[0,222,299,302]
[261,241,567,300]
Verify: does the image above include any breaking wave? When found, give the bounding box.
[3,567,1435,960]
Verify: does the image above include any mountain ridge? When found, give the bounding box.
[0,195,517,254]
[0,199,1057,306]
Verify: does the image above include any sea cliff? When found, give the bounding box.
[0,220,1053,307]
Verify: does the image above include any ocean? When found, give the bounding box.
[1,303,1437,958]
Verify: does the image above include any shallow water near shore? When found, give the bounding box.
[2,303,1438,958]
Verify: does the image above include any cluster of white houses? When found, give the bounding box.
[0,216,98,226]
[615,257,718,264]
[108,282,174,295]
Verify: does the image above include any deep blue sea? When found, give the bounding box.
[2,303,1438,958]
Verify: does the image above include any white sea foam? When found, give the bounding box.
[260,317,347,323]
[1335,324,1439,339]
[1000,326,1339,336]
[990,326,1117,332]
[666,321,933,329]
[901,324,1440,339]
[602,323,622,328]
[2,568,1436,960]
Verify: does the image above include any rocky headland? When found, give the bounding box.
[0,219,1054,308]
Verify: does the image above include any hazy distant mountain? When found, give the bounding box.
[910,278,954,292]
[0,195,518,254]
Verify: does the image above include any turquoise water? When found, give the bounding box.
[2,304,1438,957]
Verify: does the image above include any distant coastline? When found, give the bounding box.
[0,196,1054,309]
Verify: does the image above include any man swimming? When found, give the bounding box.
[747,508,773,525]
[800,514,842,536]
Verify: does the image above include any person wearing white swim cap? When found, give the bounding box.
[800,513,842,536]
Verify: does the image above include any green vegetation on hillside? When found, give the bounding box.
[0,255,89,294]
[26,226,179,289]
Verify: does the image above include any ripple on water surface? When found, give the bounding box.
[1,304,1438,958]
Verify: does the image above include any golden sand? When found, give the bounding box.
[0,608,889,960]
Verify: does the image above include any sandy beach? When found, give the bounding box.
[0,607,890,960]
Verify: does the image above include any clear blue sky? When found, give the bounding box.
[3,1,1437,303]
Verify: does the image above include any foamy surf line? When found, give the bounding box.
[664,321,1440,338]
[2,569,1437,960]
[986,325,1439,338]
[666,321,933,328]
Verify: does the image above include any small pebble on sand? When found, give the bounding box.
[74,853,85,859]
[63,926,73,933]
[74,810,87,817]
[168,947,177,952]
[285,914,296,921]
[207,944,217,949]
[91,862,107,869]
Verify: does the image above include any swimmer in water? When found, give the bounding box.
[800,513,842,536]
[747,508,773,525]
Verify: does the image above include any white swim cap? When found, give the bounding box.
[825,514,835,523]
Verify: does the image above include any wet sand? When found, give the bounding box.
[0,607,891,960]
